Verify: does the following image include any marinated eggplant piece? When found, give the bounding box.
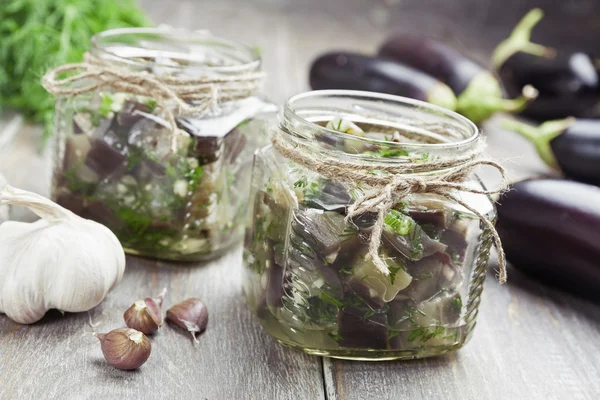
[223,128,247,164]
[388,292,462,350]
[440,218,470,263]
[292,209,350,256]
[348,250,412,305]
[408,208,449,233]
[338,309,389,349]
[303,180,353,213]
[382,209,447,260]
[85,139,127,179]
[117,100,153,130]
[266,261,285,308]
[402,254,461,303]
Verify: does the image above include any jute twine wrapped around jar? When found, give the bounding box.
[42,52,265,151]
[272,130,509,283]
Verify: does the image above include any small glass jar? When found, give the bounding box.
[50,28,274,261]
[243,90,496,360]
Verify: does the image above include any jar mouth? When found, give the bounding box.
[90,28,261,74]
[280,90,479,161]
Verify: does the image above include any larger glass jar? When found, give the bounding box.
[49,29,274,261]
[243,90,497,360]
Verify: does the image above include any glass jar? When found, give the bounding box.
[243,90,496,360]
[49,28,275,261]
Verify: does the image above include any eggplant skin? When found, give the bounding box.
[496,179,600,301]
[499,52,600,120]
[309,52,442,102]
[378,34,484,94]
[551,120,600,186]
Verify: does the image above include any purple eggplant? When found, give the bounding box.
[378,35,536,124]
[496,179,600,301]
[502,117,600,186]
[378,35,483,96]
[493,9,599,120]
[309,52,458,112]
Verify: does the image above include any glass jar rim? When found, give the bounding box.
[280,90,480,156]
[90,27,261,74]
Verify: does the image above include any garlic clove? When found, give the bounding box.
[123,288,167,334]
[95,328,151,370]
[166,298,208,344]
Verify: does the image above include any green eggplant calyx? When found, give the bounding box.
[501,117,576,169]
[455,72,537,124]
[427,82,458,111]
[491,8,556,69]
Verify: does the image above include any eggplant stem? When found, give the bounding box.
[491,8,556,69]
[501,117,576,168]
[495,85,539,113]
[456,73,537,123]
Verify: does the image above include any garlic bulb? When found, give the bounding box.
[0,185,126,324]
[0,174,8,223]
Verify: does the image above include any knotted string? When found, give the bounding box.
[272,131,509,283]
[42,53,265,152]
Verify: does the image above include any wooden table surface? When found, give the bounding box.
[1,1,600,399]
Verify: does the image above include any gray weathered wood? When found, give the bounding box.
[1,0,600,399]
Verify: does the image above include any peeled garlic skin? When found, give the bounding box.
[96,328,151,370]
[0,186,126,324]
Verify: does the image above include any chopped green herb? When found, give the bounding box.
[388,263,406,285]
[384,209,414,235]
[145,98,158,113]
[413,272,434,281]
[185,165,204,192]
[388,330,401,340]
[365,148,410,158]
[127,147,145,169]
[407,326,445,342]
[98,92,113,117]
[0,0,150,138]
[305,296,339,325]
[318,291,344,308]
[294,176,308,188]
[327,331,343,342]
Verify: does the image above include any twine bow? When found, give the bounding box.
[42,53,265,152]
[272,131,509,283]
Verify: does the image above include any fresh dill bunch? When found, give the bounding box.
[0,0,150,137]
